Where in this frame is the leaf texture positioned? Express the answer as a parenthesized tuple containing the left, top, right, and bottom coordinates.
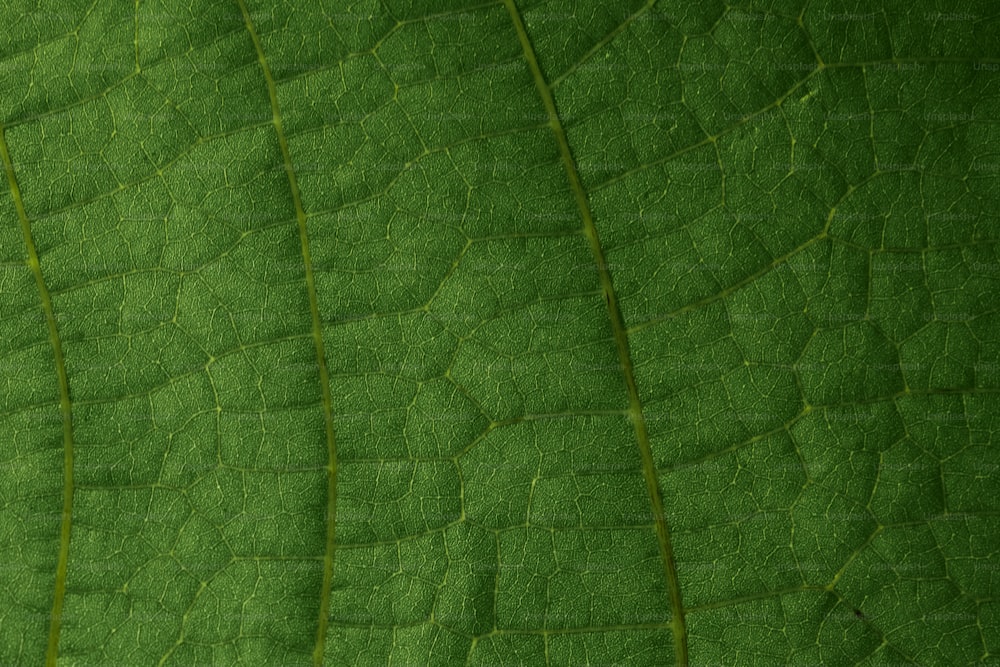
(0, 1, 998, 665)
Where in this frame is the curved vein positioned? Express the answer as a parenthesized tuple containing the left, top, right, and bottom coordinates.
(235, 3, 339, 665)
(0, 125, 75, 667)
(500, 1, 689, 664)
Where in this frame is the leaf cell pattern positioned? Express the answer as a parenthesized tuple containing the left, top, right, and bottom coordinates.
(0, 1, 998, 666)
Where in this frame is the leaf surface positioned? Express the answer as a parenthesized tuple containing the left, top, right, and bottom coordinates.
(0, 1, 998, 665)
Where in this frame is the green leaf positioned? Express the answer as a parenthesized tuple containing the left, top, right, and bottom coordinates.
(1, 1, 998, 665)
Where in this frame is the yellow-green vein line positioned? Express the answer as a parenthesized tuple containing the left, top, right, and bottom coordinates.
(0, 125, 75, 667)
(500, 2, 689, 664)
(235, 3, 339, 665)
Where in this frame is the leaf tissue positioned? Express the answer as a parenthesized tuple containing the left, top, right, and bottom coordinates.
(0, 1, 998, 665)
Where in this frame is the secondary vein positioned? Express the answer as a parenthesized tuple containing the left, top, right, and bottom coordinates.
(0, 125, 75, 667)
(500, 2, 690, 664)
(235, 3, 339, 665)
